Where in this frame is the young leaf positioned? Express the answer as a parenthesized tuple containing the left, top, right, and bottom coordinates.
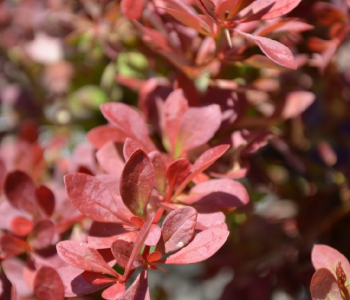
(100, 103, 154, 151)
(35, 185, 55, 217)
(163, 228, 229, 264)
(87, 125, 127, 149)
(187, 179, 249, 208)
(310, 268, 343, 300)
(4, 171, 37, 215)
(56, 241, 119, 278)
(161, 207, 197, 253)
(120, 149, 154, 220)
(235, 30, 297, 69)
(174, 145, 230, 196)
(64, 173, 122, 223)
(33, 266, 64, 300)
(176, 104, 222, 155)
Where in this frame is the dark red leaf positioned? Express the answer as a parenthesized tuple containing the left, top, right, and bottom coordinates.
(0, 158, 6, 190)
(121, 0, 144, 20)
(123, 216, 154, 279)
(166, 158, 191, 195)
(186, 179, 249, 208)
(64, 173, 122, 223)
(120, 149, 154, 220)
(87, 125, 128, 149)
(163, 228, 229, 264)
(56, 241, 120, 278)
(176, 104, 222, 155)
(123, 138, 144, 162)
(119, 268, 149, 300)
(111, 240, 143, 269)
(10, 217, 34, 237)
(101, 103, 155, 151)
(161, 207, 197, 253)
(0, 235, 29, 257)
(310, 268, 343, 300)
(148, 151, 166, 194)
(174, 145, 230, 196)
(251, 0, 302, 20)
(235, 30, 297, 69)
(35, 185, 55, 217)
(96, 142, 124, 177)
(33, 266, 64, 300)
(4, 171, 38, 215)
(29, 220, 55, 250)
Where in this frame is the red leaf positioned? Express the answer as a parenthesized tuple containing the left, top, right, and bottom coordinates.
(123, 138, 144, 162)
(176, 104, 222, 155)
(87, 125, 127, 149)
(119, 268, 149, 300)
(10, 217, 34, 237)
(56, 241, 120, 278)
(101, 103, 155, 151)
(0, 235, 29, 257)
(280, 91, 315, 119)
(57, 266, 111, 297)
(4, 171, 38, 215)
(81, 272, 115, 285)
(88, 222, 136, 249)
(120, 149, 154, 220)
(121, 0, 144, 20)
(251, 0, 302, 20)
(235, 30, 297, 69)
(0, 158, 6, 190)
(310, 268, 343, 300)
(174, 145, 230, 196)
(111, 240, 143, 269)
(163, 228, 229, 264)
(145, 224, 161, 246)
(35, 185, 55, 217)
(148, 151, 166, 194)
(312, 245, 350, 278)
(195, 207, 227, 231)
(29, 220, 55, 250)
(162, 89, 189, 153)
(33, 266, 64, 300)
(123, 216, 154, 279)
(147, 251, 162, 263)
(161, 207, 197, 253)
(186, 179, 249, 208)
(313, 2, 347, 26)
(166, 158, 191, 195)
(102, 282, 126, 300)
(96, 142, 124, 177)
(64, 173, 122, 223)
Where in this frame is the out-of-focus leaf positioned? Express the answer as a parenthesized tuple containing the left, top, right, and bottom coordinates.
(119, 268, 149, 300)
(87, 125, 128, 149)
(279, 91, 315, 119)
(35, 185, 55, 217)
(33, 266, 64, 300)
(29, 220, 55, 250)
(123, 138, 145, 162)
(96, 142, 124, 177)
(111, 240, 143, 269)
(121, 0, 145, 20)
(251, 0, 302, 20)
(310, 268, 343, 300)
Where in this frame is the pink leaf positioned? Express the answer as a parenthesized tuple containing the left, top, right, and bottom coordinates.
(166, 158, 191, 195)
(123, 216, 154, 279)
(88, 222, 136, 249)
(174, 145, 230, 196)
(176, 104, 222, 155)
(29, 220, 55, 250)
(102, 282, 126, 300)
(162, 89, 189, 152)
(145, 224, 162, 246)
(96, 142, 124, 177)
(120, 149, 154, 220)
(56, 241, 119, 278)
(312, 244, 350, 277)
(4, 171, 38, 215)
(251, 0, 302, 20)
(35, 185, 55, 217)
(101, 103, 154, 151)
(0, 235, 29, 257)
(87, 125, 128, 149)
(195, 207, 228, 231)
(64, 173, 122, 223)
(123, 138, 144, 162)
(111, 240, 143, 269)
(186, 179, 249, 208)
(163, 228, 229, 264)
(10, 217, 34, 237)
(121, 0, 144, 20)
(310, 268, 343, 300)
(162, 207, 197, 253)
(147, 251, 162, 263)
(33, 266, 64, 300)
(235, 30, 297, 69)
(148, 151, 166, 194)
(280, 91, 315, 119)
(119, 268, 149, 300)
